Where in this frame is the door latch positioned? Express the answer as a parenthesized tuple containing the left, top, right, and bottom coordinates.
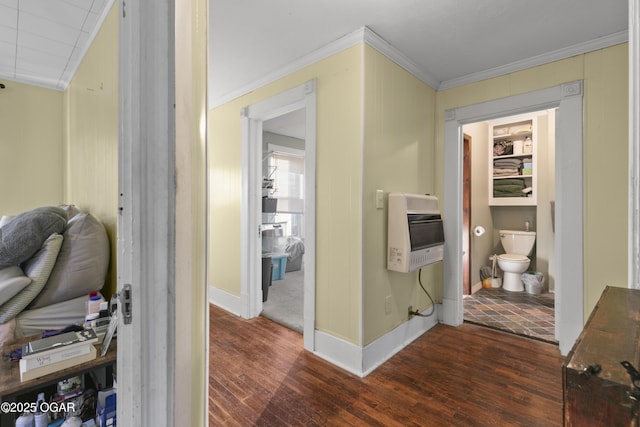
(120, 284, 133, 325)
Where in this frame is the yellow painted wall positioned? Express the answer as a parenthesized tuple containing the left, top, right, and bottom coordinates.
(64, 4, 119, 297)
(0, 81, 64, 214)
(362, 46, 437, 345)
(174, 0, 208, 423)
(210, 41, 628, 347)
(436, 43, 628, 316)
(209, 45, 364, 344)
(582, 45, 629, 311)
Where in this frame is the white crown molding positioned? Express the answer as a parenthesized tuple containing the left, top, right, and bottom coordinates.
(0, 73, 66, 92)
(210, 27, 367, 108)
(210, 26, 443, 108)
(439, 30, 629, 91)
(58, 0, 117, 90)
(211, 28, 628, 109)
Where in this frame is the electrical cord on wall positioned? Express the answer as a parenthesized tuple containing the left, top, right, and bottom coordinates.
(409, 268, 435, 317)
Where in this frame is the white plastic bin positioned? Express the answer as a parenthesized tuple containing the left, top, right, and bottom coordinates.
(522, 271, 544, 295)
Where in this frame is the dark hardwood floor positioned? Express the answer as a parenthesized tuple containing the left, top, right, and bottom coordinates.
(209, 304, 563, 426)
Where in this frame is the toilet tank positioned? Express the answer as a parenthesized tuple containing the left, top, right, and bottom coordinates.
(499, 230, 536, 255)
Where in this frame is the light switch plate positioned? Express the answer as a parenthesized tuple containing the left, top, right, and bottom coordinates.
(376, 189, 384, 209)
(385, 295, 392, 314)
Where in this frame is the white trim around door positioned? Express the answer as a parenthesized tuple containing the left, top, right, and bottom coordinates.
(240, 81, 317, 351)
(118, 0, 176, 424)
(443, 81, 584, 355)
(630, 0, 640, 290)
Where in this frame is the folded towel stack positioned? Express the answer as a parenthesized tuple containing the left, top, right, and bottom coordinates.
(493, 158, 522, 177)
(493, 178, 526, 198)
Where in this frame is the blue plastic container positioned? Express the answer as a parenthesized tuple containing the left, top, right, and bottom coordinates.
(271, 254, 288, 281)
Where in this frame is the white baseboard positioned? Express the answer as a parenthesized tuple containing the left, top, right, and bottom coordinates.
(210, 289, 440, 377)
(472, 282, 483, 294)
(313, 305, 439, 377)
(362, 305, 438, 375)
(313, 331, 364, 376)
(209, 286, 241, 316)
(441, 297, 463, 326)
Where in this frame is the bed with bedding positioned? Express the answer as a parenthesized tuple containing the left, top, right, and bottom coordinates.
(0, 205, 109, 347)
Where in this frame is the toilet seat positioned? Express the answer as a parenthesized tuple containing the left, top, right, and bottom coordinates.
(498, 253, 528, 262)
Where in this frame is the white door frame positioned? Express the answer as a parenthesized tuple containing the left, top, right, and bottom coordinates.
(630, 0, 640, 290)
(240, 81, 317, 351)
(118, 0, 175, 424)
(118, 0, 208, 425)
(443, 81, 584, 355)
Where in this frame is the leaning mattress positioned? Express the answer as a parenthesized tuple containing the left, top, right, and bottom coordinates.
(14, 294, 87, 338)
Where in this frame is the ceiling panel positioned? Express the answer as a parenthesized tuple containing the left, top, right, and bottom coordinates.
(19, 13, 80, 46)
(0, 0, 114, 90)
(20, 0, 88, 29)
(0, 24, 16, 44)
(61, 0, 93, 10)
(18, 31, 74, 59)
(0, 4, 17, 29)
(17, 45, 68, 71)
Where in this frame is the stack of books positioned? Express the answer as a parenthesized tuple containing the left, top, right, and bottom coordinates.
(20, 329, 98, 382)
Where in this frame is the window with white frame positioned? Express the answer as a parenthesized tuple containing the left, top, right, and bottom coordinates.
(268, 146, 304, 238)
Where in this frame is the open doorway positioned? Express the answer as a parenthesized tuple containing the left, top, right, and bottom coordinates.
(461, 110, 557, 343)
(442, 81, 584, 355)
(260, 110, 307, 333)
(240, 81, 317, 351)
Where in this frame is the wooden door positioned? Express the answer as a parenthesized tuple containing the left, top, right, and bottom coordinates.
(463, 134, 471, 295)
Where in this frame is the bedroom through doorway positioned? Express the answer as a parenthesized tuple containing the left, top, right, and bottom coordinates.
(260, 110, 307, 334)
(240, 81, 317, 351)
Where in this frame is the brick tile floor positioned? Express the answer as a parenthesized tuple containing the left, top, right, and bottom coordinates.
(463, 287, 556, 343)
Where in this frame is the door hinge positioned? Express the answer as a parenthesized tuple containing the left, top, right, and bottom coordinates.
(120, 284, 133, 324)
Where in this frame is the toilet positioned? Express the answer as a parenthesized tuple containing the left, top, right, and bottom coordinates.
(497, 230, 536, 292)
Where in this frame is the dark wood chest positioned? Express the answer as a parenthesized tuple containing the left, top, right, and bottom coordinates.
(563, 286, 640, 426)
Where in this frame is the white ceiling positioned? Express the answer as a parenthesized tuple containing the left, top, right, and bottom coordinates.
(0, 0, 628, 110)
(210, 0, 628, 109)
(0, 0, 113, 90)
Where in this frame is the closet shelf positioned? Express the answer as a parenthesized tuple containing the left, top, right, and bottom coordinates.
(493, 153, 532, 160)
(493, 174, 533, 180)
(489, 114, 538, 206)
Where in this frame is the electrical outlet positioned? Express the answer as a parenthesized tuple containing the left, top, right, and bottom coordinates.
(385, 295, 392, 314)
(408, 305, 414, 319)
